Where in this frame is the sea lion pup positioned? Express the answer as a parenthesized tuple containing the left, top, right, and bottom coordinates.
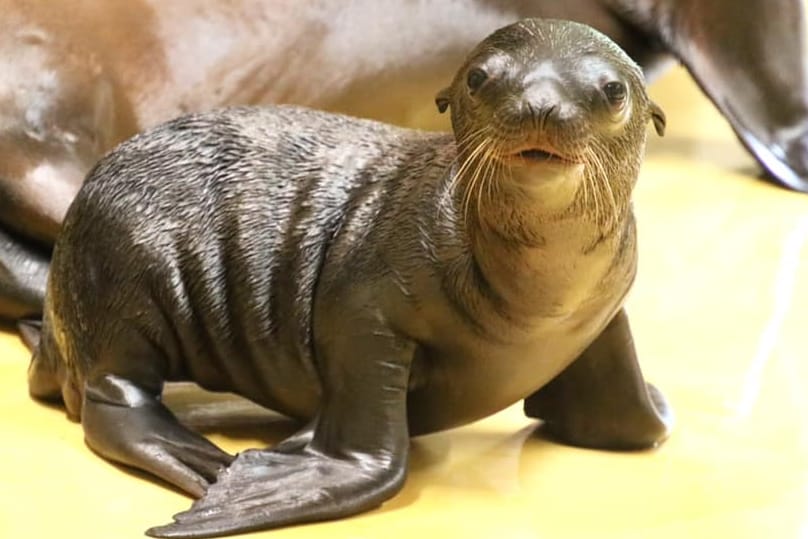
(29, 19, 670, 538)
(3, 0, 807, 336)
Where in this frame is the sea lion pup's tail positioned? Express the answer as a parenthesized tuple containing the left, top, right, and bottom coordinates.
(18, 319, 42, 351)
(28, 346, 59, 399)
(28, 316, 81, 420)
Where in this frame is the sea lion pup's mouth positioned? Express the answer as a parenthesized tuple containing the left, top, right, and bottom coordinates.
(504, 143, 583, 167)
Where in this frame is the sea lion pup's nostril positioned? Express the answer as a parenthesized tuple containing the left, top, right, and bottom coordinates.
(523, 100, 558, 131)
(540, 104, 557, 131)
(525, 101, 540, 129)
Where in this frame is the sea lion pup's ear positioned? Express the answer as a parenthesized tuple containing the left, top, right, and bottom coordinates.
(435, 87, 451, 113)
(650, 101, 666, 136)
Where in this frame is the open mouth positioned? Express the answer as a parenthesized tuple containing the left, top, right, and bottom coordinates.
(510, 147, 579, 165)
(517, 148, 561, 161)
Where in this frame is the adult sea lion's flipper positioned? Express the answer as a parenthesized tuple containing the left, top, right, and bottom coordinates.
(625, 0, 808, 191)
(524, 309, 673, 449)
(0, 228, 49, 323)
(147, 316, 414, 539)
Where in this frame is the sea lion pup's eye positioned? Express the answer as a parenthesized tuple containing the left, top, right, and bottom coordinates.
(602, 81, 627, 108)
(466, 67, 489, 94)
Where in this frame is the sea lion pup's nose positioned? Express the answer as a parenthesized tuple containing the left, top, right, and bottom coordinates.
(520, 76, 580, 131)
(524, 102, 557, 132)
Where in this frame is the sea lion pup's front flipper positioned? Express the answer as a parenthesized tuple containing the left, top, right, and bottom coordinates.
(147, 313, 414, 539)
(523, 309, 673, 449)
(625, 0, 808, 191)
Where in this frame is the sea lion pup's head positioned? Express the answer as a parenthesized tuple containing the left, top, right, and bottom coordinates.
(436, 18, 665, 229)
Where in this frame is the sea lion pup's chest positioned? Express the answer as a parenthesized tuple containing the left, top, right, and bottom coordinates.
(368, 204, 637, 434)
(305, 129, 638, 433)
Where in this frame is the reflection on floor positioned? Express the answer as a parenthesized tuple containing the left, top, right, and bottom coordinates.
(1, 67, 807, 539)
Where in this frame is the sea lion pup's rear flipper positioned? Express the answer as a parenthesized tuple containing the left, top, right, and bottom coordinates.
(523, 309, 673, 450)
(81, 373, 234, 498)
(76, 325, 232, 495)
(147, 315, 414, 539)
(627, 0, 808, 191)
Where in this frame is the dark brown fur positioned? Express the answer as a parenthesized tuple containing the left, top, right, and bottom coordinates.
(2, 0, 807, 332)
(31, 19, 670, 539)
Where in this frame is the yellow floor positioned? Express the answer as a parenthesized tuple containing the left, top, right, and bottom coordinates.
(2, 67, 808, 539)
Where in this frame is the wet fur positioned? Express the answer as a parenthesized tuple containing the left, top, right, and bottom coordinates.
(30, 19, 671, 539)
(2, 0, 806, 334)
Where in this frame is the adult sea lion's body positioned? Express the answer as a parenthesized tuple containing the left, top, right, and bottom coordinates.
(30, 19, 670, 538)
(2, 0, 807, 330)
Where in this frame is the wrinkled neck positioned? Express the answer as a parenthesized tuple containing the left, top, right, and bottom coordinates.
(458, 167, 635, 318)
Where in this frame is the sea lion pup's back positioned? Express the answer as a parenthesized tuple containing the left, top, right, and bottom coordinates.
(29, 104, 453, 419)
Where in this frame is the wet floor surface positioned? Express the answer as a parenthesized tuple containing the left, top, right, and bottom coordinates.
(1, 67, 807, 539)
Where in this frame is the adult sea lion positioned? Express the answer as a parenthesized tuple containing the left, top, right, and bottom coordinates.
(29, 18, 670, 538)
(2, 0, 806, 329)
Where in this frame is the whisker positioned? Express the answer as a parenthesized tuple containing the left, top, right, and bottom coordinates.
(592, 139, 620, 230)
(438, 126, 493, 219)
(486, 142, 504, 216)
(458, 138, 492, 224)
(465, 140, 494, 224)
(476, 144, 499, 222)
(584, 147, 601, 225)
